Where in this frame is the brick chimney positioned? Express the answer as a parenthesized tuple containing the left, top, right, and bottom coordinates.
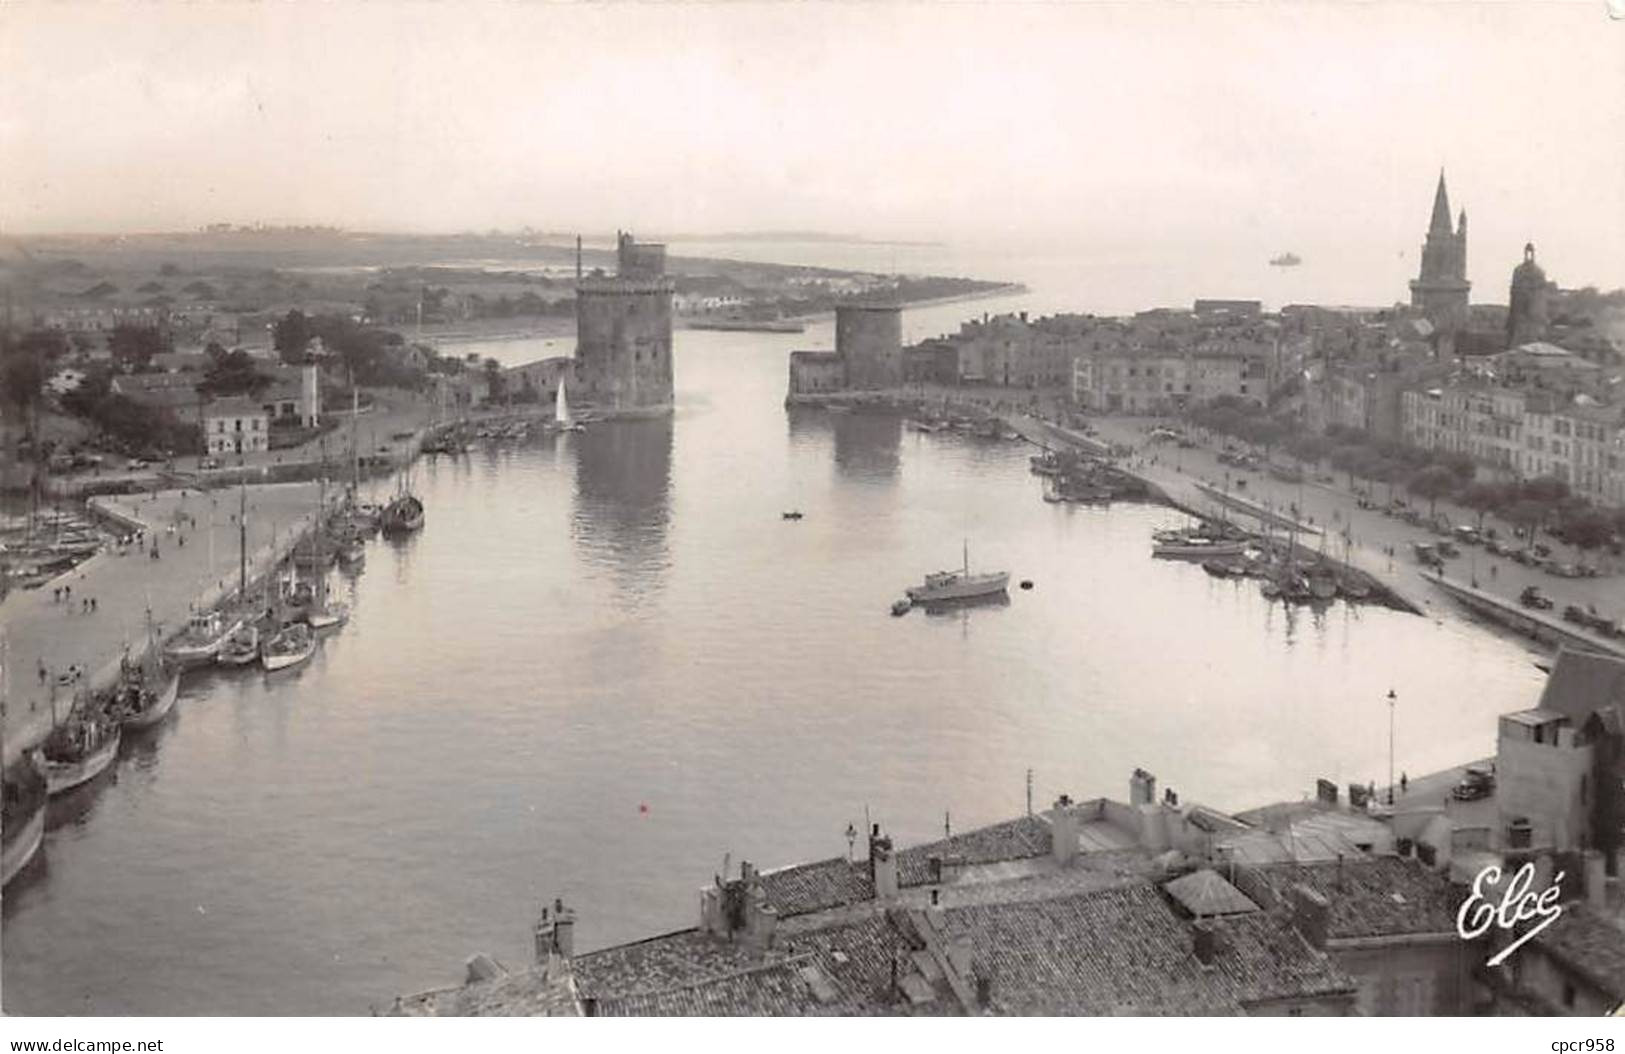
(1291, 885, 1331, 949)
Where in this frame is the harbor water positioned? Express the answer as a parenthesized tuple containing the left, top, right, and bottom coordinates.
(1, 269, 1547, 1015)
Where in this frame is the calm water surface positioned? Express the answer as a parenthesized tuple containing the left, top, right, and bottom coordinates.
(2, 288, 1546, 1015)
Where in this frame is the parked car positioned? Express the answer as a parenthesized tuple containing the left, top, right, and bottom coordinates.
(1454, 526, 1481, 546)
(1484, 539, 1508, 556)
(1451, 767, 1496, 802)
(1435, 541, 1461, 558)
(199, 457, 222, 470)
(1562, 605, 1589, 625)
(1519, 586, 1554, 610)
(126, 458, 150, 470)
(1547, 563, 1583, 579)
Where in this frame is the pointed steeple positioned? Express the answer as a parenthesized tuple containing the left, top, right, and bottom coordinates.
(1457, 209, 1467, 236)
(1429, 171, 1453, 234)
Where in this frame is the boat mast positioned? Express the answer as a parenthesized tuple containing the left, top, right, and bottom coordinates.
(238, 480, 248, 603)
(963, 539, 969, 576)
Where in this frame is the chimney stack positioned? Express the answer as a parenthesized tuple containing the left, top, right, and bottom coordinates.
(1192, 922, 1220, 965)
(1050, 797, 1080, 866)
(872, 833, 899, 900)
(551, 898, 576, 958)
(1130, 768, 1157, 807)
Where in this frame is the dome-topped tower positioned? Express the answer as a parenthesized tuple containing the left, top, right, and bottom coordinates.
(1506, 242, 1552, 347)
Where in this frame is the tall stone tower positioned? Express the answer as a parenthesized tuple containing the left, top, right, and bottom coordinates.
(836, 301, 903, 389)
(1408, 172, 1471, 331)
(574, 231, 675, 414)
(1506, 242, 1552, 348)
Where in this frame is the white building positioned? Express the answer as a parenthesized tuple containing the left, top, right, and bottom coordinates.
(204, 398, 270, 455)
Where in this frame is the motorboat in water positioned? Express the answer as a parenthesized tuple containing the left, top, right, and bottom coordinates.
(261, 621, 317, 673)
(217, 622, 261, 667)
(905, 543, 1010, 604)
(164, 609, 242, 667)
(381, 493, 425, 535)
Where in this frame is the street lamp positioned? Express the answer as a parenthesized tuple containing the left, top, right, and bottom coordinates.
(1387, 689, 1397, 805)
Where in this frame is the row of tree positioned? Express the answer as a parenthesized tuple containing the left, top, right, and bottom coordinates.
(1183, 396, 1625, 552)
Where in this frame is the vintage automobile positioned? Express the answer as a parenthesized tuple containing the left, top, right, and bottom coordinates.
(1519, 586, 1554, 610)
(1451, 767, 1496, 802)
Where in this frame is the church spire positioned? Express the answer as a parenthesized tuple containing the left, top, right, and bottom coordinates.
(1429, 170, 1453, 234)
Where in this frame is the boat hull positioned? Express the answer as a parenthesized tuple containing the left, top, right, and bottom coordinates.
(120, 672, 180, 731)
(1154, 541, 1250, 559)
(164, 619, 242, 667)
(906, 572, 1010, 604)
(2, 806, 44, 888)
(40, 728, 122, 797)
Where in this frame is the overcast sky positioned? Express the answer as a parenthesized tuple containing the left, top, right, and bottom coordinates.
(3, 3, 1622, 287)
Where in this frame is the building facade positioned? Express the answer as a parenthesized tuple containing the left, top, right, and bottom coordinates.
(574, 232, 675, 414)
(204, 398, 270, 455)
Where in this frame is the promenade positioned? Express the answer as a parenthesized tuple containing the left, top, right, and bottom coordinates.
(1081, 414, 1624, 650)
(0, 481, 327, 766)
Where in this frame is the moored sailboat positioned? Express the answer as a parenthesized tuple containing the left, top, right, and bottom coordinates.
(905, 542, 1010, 604)
(555, 379, 585, 434)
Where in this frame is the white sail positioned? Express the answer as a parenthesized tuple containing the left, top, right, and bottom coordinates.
(555, 379, 573, 426)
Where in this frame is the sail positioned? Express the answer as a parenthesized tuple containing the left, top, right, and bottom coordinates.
(555, 379, 572, 426)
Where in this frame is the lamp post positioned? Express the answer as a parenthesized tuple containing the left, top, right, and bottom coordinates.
(1387, 689, 1397, 805)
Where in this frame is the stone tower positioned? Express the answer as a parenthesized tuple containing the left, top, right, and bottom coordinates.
(835, 301, 903, 389)
(574, 231, 675, 414)
(1408, 172, 1471, 331)
(1506, 242, 1552, 348)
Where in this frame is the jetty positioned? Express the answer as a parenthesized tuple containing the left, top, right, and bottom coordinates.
(0, 481, 338, 767)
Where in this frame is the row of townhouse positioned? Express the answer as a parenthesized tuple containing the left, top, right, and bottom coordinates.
(1401, 382, 1625, 505)
(1070, 348, 1272, 413)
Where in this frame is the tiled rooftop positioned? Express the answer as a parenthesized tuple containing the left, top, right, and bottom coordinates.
(1262, 856, 1461, 940)
(896, 815, 1053, 887)
(943, 883, 1354, 1015)
(391, 968, 580, 1017)
(757, 856, 872, 918)
(1535, 902, 1625, 1002)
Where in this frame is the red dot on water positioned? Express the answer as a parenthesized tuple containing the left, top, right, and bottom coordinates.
(638, 803, 649, 814)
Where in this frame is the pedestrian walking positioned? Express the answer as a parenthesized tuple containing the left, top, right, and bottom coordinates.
(91, 597, 97, 612)
(1401, 772, 1408, 793)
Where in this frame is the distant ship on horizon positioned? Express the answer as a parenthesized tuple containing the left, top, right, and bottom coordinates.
(1269, 252, 1302, 267)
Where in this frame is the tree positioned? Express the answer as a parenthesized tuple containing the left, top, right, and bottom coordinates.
(1406, 464, 1459, 519)
(1563, 511, 1615, 552)
(198, 345, 274, 398)
(0, 333, 50, 434)
(1330, 444, 1367, 490)
(1459, 482, 1506, 530)
(1504, 500, 1547, 550)
(108, 323, 169, 372)
(273, 310, 314, 363)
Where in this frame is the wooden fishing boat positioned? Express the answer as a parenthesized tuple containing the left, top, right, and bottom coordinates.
(36, 713, 121, 796)
(261, 621, 317, 673)
(2, 754, 47, 888)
